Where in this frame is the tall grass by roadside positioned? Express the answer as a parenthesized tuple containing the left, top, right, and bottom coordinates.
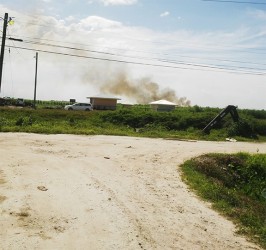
(0, 106, 266, 141)
(181, 153, 266, 249)
(0, 108, 135, 136)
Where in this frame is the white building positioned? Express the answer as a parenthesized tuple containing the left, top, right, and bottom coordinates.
(149, 99, 177, 112)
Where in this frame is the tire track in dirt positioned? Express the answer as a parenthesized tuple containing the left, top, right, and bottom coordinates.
(91, 176, 156, 250)
(0, 133, 265, 250)
(0, 170, 7, 203)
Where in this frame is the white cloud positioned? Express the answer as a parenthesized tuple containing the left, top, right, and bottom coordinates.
(160, 11, 170, 18)
(248, 9, 266, 20)
(100, 0, 138, 6)
(1, 7, 266, 109)
(74, 16, 122, 31)
(65, 15, 76, 23)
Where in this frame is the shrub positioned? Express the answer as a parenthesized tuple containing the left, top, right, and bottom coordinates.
(227, 119, 255, 138)
(15, 117, 24, 126)
(181, 153, 266, 248)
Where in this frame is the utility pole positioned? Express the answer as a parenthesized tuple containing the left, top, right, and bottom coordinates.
(33, 52, 38, 109)
(0, 13, 8, 92)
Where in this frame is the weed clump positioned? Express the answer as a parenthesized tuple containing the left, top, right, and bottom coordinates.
(181, 153, 266, 248)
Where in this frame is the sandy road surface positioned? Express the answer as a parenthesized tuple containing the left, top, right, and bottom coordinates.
(0, 133, 265, 250)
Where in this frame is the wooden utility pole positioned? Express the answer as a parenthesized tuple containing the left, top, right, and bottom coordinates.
(33, 52, 38, 109)
(0, 13, 8, 92)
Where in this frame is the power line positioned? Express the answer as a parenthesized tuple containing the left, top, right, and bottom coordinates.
(4, 34, 266, 69)
(12, 37, 266, 72)
(8, 23, 266, 54)
(158, 58, 266, 72)
(4, 34, 266, 73)
(3, 31, 266, 75)
(6, 14, 266, 67)
(3, 17, 266, 75)
(7, 15, 266, 54)
(6, 38, 28, 60)
(201, 0, 266, 4)
(3, 18, 265, 66)
(6, 44, 266, 76)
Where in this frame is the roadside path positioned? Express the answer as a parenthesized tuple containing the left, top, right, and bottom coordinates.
(0, 133, 265, 249)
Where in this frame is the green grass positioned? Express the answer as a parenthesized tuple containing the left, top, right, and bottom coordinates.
(0, 106, 266, 141)
(181, 153, 266, 249)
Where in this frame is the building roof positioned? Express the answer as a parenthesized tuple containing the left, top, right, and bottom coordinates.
(87, 95, 121, 100)
(149, 99, 177, 106)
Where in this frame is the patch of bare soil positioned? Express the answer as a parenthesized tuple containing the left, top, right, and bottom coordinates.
(0, 133, 265, 250)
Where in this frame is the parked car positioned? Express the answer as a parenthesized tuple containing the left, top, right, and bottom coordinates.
(64, 102, 93, 111)
(16, 98, 25, 107)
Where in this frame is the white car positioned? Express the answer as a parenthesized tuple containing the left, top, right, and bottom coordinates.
(64, 103, 93, 111)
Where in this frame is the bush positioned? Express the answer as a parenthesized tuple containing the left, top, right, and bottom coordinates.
(15, 117, 24, 126)
(181, 153, 266, 248)
(227, 119, 255, 138)
(0, 105, 266, 140)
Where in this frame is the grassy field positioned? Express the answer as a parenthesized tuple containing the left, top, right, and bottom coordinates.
(0, 105, 266, 141)
(181, 153, 266, 248)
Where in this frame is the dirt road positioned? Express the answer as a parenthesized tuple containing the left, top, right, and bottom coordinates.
(0, 133, 265, 250)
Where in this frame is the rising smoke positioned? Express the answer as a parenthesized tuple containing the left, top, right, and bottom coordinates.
(11, 11, 191, 105)
(98, 71, 191, 106)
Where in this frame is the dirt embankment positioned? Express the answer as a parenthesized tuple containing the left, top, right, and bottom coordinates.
(0, 133, 265, 250)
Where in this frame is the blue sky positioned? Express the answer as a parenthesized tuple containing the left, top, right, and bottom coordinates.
(1, 0, 266, 108)
(18, 1, 266, 29)
(4, 0, 266, 31)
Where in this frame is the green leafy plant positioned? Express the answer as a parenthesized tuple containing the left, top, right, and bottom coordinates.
(181, 153, 266, 248)
(15, 117, 24, 126)
(0, 105, 266, 141)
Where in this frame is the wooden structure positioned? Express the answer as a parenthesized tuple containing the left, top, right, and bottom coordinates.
(87, 96, 121, 110)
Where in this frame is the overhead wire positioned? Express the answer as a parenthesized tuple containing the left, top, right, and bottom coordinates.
(18, 35, 266, 66)
(6, 35, 266, 72)
(2, 5, 266, 77)
(6, 12, 266, 72)
(3, 35, 266, 75)
(7, 31, 14, 95)
(3, 23, 266, 74)
(6, 44, 266, 76)
(8, 14, 266, 54)
(6, 30, 28, 60)
(9, 20, 266, 55)
(201, 0, 266, 4)
(3, 34, 266, 70)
